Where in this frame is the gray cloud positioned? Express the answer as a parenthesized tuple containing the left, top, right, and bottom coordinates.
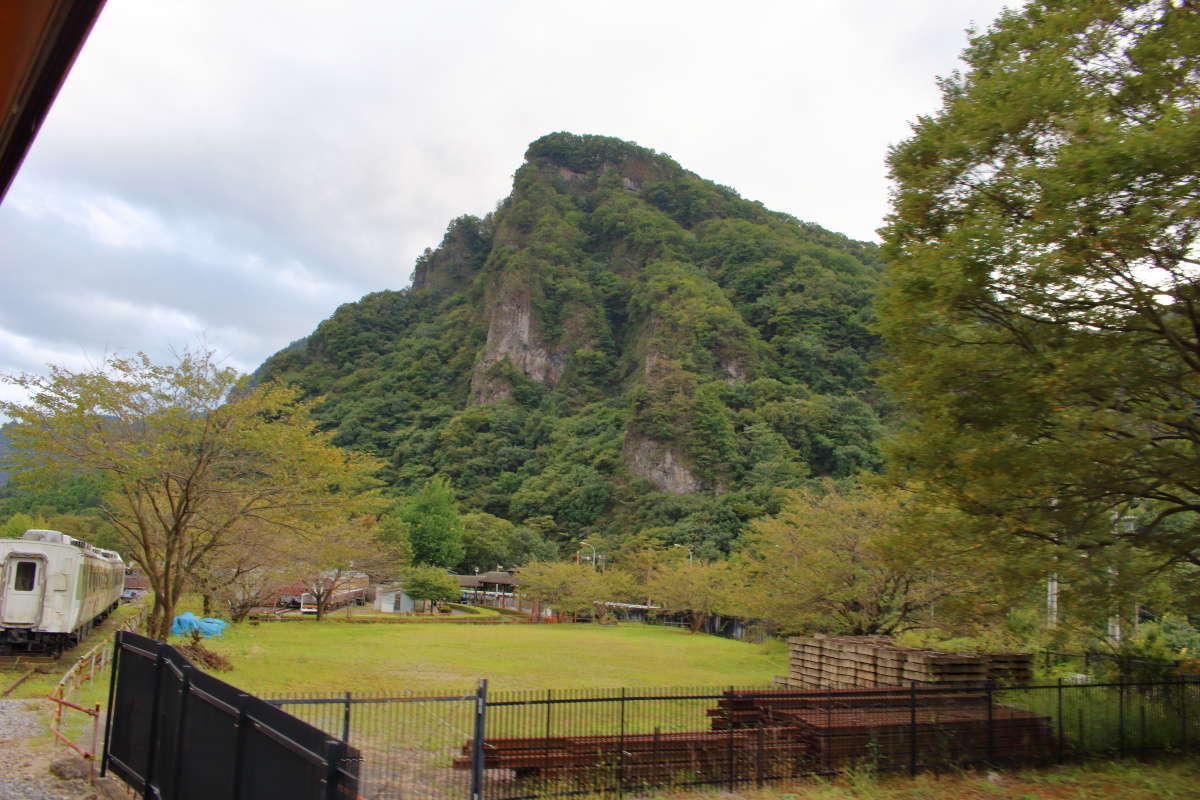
(0, 0, 1012, 397)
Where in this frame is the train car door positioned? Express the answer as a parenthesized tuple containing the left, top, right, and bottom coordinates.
(1, 554, 46, 626)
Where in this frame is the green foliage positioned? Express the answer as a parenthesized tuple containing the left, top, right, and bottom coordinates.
(0, 511, 38, 538)
(525, 132, 678, 175)
(1, 351, 383, 640)
(458, 511, 555, 573)
(881, 1, 1200, 564)
(391, 476, 466, 568)
(401, 565, 460, 605)
(735, 483, 979, 635)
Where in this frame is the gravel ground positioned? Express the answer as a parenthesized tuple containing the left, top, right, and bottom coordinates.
(0, 699, 103, 800)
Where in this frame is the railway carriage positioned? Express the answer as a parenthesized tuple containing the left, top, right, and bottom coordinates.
(0, 529, 124, 656)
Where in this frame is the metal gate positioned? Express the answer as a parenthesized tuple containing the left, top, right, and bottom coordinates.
(103, 630, 360, 800)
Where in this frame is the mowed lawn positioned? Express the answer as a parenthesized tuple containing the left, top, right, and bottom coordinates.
(191, 621, 786, 695)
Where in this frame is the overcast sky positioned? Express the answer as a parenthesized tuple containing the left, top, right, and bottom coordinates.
(0, 0, 1013, 404)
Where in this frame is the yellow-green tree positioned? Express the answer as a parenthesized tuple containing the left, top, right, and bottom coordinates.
(736, 484, 973, 635)
(647, 560, 735, 633)
(1, 352, 382, 639)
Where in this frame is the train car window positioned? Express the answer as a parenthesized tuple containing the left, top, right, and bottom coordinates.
(14, 560, 38, 591)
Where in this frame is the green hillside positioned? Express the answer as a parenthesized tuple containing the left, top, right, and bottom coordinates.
(257, 133, 885, 559)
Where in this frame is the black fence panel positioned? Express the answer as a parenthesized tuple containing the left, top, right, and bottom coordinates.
(102, 630, 359, 800)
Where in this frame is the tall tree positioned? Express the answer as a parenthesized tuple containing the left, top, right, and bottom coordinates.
(291, 516, 399, 620)
(389, 476, 465, 568)
(735, 484, 975, 635)
(401, 566, 460, 612)
(647, 560, 734, 633)
(0, 352, 382, 639)
(879, 0, 1200, 566)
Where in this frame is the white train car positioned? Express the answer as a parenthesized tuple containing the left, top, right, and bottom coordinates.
(0, 529, 125, 656)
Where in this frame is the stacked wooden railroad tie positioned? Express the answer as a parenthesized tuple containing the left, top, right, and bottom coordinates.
(708, 688, 989, 731)
(786, 636, 1034, 689)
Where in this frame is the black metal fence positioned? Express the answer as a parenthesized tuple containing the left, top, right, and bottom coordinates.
(263, 678, 1198, 800)
(1038, 650, 1186, 682)
(102, 631, 360, 800)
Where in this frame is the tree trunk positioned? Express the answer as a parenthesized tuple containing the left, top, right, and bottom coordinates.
(202, 592, 212, 617)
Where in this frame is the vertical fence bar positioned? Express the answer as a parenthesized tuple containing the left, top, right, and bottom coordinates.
(170, 665, 193, 800)
(89, 703, 100, 783)
(231, 693, 250, 800)
(726, 713, 735, 791)
(543, 689, 552, 786)
(755, 726, 765, 787)
(1176, 681, 1185, 748)
(341, 691, 352, 743)
(471, 679, 488, 800)
(1056, 679, 1064, 763)
(100, 632, 122, 778)
(323, 737, 346, 800)
(1118, 682, 1126, 758)
(618, 687, 625, 796)
(909, 682, 917, 777)
(986, 680, 994, 763)
(141, 647, 166, 800)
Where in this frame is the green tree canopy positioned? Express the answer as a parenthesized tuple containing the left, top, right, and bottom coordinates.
(735, 484, 976, 635)
(401, 565, 460, 609)
(879, 0, 1200, 567)
(390, 476, 466, 568)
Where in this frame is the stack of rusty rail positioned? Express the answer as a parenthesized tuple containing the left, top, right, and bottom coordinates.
(788, 636, 1033, 689)
(708, 687, 1053, 770)
(777, 706, 1054, 770)
(452, 728, 808, 783)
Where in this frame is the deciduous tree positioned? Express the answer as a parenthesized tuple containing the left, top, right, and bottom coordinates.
(735, 484, 973, 635)
(0, 352, 382, 639)
(401, 566, 459, 612)
(647, 560, 734, 633)
(389, 476, 465, 568)
(879, 0, 1200, 566)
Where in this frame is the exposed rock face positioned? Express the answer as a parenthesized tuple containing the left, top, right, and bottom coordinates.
(470, 288, 566, 405)
(623, 433, 704, 494)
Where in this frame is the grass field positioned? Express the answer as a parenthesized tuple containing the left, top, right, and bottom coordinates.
(649, 758, 1200, 799)
(190, 620, 787, 695)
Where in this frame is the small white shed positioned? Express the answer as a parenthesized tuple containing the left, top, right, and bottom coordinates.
(374, 585, 416, 614)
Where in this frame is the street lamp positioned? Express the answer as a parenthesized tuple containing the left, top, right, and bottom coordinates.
(672, 544, 693, 563)
(579, 542, 598, 571)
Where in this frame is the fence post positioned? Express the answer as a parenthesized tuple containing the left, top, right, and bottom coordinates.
(1181, 679, 1189, 749)
(726, 713, 735, 791)
(141, 646, 166, 800)
(909, 682, 917, 777)
(231, 692, 250, 800)
(755, 726, 765, 787)
(323, 737, 348, 800)
(171, 665, 194, 800)
(1118, 681, 1126, 758)
(470, 678, 488, 800)
(618, 687, 626, 796)
(1056, 678, 1064, 763)
(342, 691, 352, 743)
(100, 632, 123, 778)
(543, 689, 552, 781)
(89, 703, 100, 783)
(986, 680, 994, 763)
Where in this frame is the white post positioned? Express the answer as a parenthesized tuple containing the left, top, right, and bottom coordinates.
(1046, 575, 1059, 626)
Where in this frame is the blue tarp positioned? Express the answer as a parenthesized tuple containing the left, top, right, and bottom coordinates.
(171, 612, 228, 638)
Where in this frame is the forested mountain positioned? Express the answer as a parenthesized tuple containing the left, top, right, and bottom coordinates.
(257, 133, 886, 559)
